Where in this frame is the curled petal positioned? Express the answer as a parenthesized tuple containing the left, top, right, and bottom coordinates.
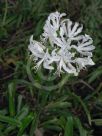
(43, 61, 54, 70)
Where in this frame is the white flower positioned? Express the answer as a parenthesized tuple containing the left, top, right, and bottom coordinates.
(36, 49, 54, 70)
(72, 34, 95, 57)
(61, 19, 83, 40)
(75, 57, 95, 72)
(28, 35, 45, 59)
(28, 35, 54, 70)
(50, 48, 77, 75)
(28, 12, 95, 76)
(42, 11, 66, 46)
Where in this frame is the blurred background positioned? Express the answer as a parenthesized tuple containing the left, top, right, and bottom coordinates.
(0, 0, 102, 136)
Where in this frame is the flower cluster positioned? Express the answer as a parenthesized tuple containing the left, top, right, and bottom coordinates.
(28, 12, 95, 76)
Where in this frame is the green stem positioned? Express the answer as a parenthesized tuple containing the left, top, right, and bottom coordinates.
(2, 0, 8, 26)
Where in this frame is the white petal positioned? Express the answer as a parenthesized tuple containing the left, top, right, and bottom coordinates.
(73, 25, 83, 36)
(81, 45, 95, 51)
(70, 22, 79, 36)
(67, 19, 72, 36)
(43, 61, 54, 70)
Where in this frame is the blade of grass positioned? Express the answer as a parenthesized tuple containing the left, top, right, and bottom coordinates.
(17, 95, 23, 114)
(74, 117, 87, 136)
(2, 0, 8, 26)
(92, 119, 102, 126)
(30, 112, 39, 136)
(17, 113, 34, 136)
(8, 82, 16, 117)
(16, 106, 29, 121)
(0, 114, 21, 127)
(64, 116, 73, 136)
(68, 92, 91, 125)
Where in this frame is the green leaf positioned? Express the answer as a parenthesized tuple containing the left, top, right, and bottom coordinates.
(0, 114, 21, 127)
(16, 106, 29, 121)
(41, 118, 58, 128)
(92, 119, 102, 126)
(0, 129, 4, 136)
(17, 95, 23, 114)
(69, 92, 91, 125)
(45, 101, 72, 109)
(57, 116, 66, 129)
(8, 82, 16, 117)
(17, 113, 34, 136)
(3, 126, 16, 135)
(74, 117, 87, 136)
(88, 66, 102, 83)
(42, 124, 61, 131)
(64, 116, 73, 136)
(30, 112, 39, 136)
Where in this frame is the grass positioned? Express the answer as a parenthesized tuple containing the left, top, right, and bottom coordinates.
(0, 0, 102, 136)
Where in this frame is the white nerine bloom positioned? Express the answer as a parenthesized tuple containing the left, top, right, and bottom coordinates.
(72, 34, 95, 57)
(28, 11, 95, 76)
(42, 12, 66, 47)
